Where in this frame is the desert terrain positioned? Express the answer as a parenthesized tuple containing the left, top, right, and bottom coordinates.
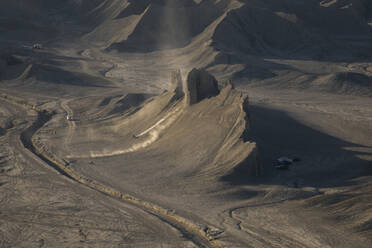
(0, 0, 372, 247)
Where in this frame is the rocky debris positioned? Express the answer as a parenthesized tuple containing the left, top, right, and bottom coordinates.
(184, 68, 220, 105)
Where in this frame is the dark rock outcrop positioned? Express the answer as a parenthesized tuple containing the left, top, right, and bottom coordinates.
(184, 68, 220, 105)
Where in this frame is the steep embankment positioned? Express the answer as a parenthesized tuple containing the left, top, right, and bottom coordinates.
(32, 69, 260, 214)
(62, 69, 259, 177)
(0, 94, 228, 248)
(1, 69, 261, 247)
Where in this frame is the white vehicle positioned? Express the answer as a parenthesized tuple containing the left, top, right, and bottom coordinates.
(66, 115, 73, 121)
(22, 45, 33, 50)
(32, 43, 43, 49)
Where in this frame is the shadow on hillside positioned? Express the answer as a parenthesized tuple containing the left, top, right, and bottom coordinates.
(222, 105, 372, 188)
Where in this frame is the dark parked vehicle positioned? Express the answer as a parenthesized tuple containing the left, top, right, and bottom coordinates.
(274, 156, 301, 170)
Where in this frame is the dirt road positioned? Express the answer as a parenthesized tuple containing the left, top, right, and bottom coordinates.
(0, 99, 199, 248)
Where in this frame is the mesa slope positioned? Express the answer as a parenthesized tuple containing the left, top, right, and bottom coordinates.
(0, 0, 372, 247)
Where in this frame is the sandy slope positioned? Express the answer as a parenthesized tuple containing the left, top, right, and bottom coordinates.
(0, 99, 196, 248)
(0, 0, 372, 247)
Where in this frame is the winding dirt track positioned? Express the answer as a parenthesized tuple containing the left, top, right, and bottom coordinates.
(0, 99, 203, 247)
(0, 95, 226, 248)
